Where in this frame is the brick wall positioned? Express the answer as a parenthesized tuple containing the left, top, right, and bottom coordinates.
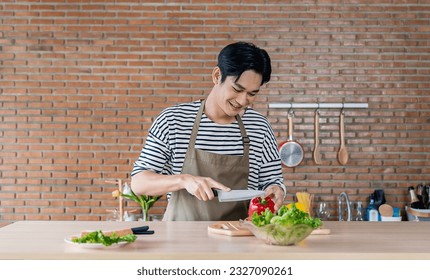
(1, 0, 429, 221)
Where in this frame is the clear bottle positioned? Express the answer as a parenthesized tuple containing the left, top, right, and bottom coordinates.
(368, 207, 378, 222)
(354, 201, 364, 221)
(366, 194, 378, 222)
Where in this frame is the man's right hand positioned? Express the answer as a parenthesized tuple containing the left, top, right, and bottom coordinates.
(182, 174, 231, 201)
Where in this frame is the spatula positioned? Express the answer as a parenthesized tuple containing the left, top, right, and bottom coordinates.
(313, 110, 322, 164)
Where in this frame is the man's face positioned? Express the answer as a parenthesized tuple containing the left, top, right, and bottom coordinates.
(215, 69, 263, 117)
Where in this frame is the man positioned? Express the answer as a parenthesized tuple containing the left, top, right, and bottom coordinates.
(131, 41, 285, 221)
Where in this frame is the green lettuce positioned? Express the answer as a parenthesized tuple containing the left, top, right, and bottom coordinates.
(72, 230, 137, 247)
(251, 203, 322, 229)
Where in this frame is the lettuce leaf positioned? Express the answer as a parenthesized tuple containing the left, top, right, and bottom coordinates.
(251, 203, 322, 229)
(71, 230, 137, 247)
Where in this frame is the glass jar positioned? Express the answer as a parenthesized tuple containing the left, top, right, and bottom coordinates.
(354, 201, 364, 221)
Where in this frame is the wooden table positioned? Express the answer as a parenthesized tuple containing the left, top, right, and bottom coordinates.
(0, 221, 429, 260)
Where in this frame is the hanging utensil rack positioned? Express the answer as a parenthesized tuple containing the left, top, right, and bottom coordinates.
(268, 103, 368, 109)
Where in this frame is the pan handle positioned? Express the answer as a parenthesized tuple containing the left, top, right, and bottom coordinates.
(288, 113, 293, 141)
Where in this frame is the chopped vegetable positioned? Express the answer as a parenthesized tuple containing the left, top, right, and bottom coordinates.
(246, 203, 322, 245)
(248, 196, 275, 218)
(71, 230, 137, 247)
(251, 202, 322, 229)
(285, 202, 306, 212)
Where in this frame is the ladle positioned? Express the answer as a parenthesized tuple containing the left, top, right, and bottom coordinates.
(337, 109, 349, 165)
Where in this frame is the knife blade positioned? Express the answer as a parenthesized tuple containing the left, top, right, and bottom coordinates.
(216, 189, 265, 202)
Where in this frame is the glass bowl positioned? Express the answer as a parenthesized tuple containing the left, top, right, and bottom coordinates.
(240, 219, 314, 246)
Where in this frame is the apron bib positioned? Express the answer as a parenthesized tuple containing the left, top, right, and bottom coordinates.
(163, 100, 250, 221)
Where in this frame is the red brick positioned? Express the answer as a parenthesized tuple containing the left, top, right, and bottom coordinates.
(1, 1, 429, 222)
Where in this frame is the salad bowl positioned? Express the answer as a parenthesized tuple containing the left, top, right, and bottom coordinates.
(240, 219, 314, 246)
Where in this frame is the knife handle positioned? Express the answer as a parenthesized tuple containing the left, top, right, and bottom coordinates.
(189, 189, 218, 197)
(131, 225, 150, 234)
(136, 230, 154, 235)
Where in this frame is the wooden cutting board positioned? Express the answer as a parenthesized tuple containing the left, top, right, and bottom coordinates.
(207, 221, 331, 236)
(207, 221, 252, 236)
(311, 227, 331, 235)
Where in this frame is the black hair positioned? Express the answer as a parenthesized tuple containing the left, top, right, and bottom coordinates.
(216, 41, 271, 86)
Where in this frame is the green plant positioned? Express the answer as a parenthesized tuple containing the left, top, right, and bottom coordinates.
(112, 183, 161, 220)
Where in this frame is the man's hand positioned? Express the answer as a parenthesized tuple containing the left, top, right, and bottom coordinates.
(264, 185, 285, 212)
(183, 175, 231, 201)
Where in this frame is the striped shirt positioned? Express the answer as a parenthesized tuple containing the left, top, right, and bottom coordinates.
(132, 100, 285, 193)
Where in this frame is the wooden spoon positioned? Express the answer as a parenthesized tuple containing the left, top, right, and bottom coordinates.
(313, 110, 322, 164)
(337, 109, 349, 165)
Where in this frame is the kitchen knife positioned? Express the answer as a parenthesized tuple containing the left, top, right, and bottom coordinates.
(216, 189, 265, 202)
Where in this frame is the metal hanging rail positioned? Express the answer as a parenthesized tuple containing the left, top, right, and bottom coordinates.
(268, 103, 368, 109)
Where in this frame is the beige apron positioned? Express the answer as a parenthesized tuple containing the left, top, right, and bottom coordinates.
(163, 100, 250, 221)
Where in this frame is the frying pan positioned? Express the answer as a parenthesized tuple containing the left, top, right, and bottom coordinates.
(278, 112, 304, 167)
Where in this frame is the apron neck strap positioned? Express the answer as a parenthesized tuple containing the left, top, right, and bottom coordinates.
(235, 114, 250, 155)
(189, 100, 250, 155)
(188, 100, 205, 148)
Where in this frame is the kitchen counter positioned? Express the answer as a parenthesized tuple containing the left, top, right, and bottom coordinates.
(0, 221, 429, 260)
(0, 222, 11, 228)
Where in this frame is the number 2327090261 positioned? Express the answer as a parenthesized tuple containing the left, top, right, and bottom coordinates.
(229, 266, 292, 276)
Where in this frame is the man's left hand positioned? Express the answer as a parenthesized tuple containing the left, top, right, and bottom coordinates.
(264, 185, 285, 212)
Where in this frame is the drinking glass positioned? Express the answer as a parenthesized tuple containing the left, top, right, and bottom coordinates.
(106, 209, 119, 221)
(354, 201, 364, 221)
(316, 202, 331, 220)
(150, 214, 164, 221)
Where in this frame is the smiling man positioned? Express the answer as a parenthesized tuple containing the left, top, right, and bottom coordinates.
(131, 42, 286, 221)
